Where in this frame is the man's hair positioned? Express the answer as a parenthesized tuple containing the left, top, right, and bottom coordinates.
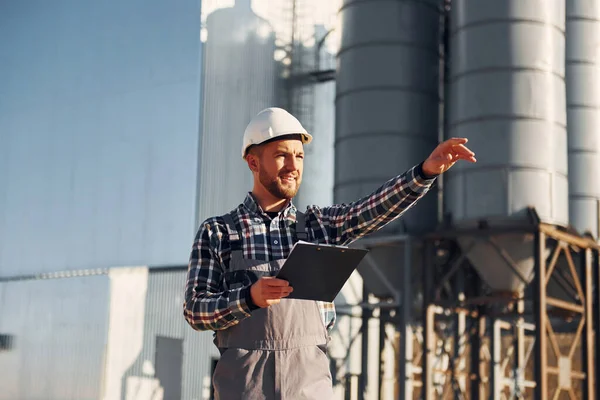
(245, 134, 304, 159)
(246, 144, 264, 159)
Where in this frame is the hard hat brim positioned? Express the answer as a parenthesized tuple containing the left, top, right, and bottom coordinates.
(242, 132, 312, 159)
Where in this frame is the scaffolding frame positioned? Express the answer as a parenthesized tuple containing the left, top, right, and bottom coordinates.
(344, 215, 600, 400)
(421, 221, 600, 400)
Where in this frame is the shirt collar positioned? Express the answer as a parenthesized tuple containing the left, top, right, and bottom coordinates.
(243, 192, 296, 219)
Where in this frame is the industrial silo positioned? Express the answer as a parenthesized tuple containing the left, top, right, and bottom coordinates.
(566, 0, 600, 239)
(336, 0, 442, 297)
(446, 0, 568, 293)
(197, 0, 279, 223)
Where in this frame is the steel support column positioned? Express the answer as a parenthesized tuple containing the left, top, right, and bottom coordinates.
(378, 309, 386, 400)
(533, 231, 548, 400)
(398, 238, 413, 399)
(359, 285, 370, 400)
(595, 247, 600, 400)
(423, 241, 435, 400)
(582, 248, 595, 400)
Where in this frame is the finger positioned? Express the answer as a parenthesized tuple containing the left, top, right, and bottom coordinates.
(265, 287, 294, 298)
(455, 153, 477, 162)
(445, 137, 468, 145)
(264, 278, 290, 287)
(451, 144, 475, 156)
(266, 299, 281, 306)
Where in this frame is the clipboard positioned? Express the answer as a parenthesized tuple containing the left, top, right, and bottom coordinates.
(276, 241, 369, 302)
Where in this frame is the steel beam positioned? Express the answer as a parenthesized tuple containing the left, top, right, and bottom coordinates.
(422, 241, 435, 400)
(534, 231, 548, 400)
(582, 248, 594, 400)
(398, 238, 413, 399)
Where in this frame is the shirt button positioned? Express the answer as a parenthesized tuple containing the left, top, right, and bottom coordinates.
(274, 240, 279, 245)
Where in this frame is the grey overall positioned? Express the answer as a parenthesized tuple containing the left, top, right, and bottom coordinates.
(212, 213, 334, 400)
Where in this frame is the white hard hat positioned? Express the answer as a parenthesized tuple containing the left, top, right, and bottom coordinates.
(242, 107, 312, 159)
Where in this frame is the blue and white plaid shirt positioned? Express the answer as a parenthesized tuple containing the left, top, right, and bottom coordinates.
(184, 163, 436, 332)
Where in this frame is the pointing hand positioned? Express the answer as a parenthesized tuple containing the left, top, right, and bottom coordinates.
(422, 137, 476, 177)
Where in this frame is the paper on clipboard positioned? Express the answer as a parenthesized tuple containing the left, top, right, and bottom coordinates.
(276, 241, 369, 302)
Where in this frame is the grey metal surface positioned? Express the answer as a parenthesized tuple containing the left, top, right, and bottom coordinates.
(0, 275, 110, 400)
(121, 269, 219, 400)
(446, 0, 568, 292)
(0, 0, 202, 276)
(196, 0, 280, 224)
(0, 268, 219, 400)
(294, 24, 336, 210)
(566, 0, 600, 238)
(336, 0, 442, 296)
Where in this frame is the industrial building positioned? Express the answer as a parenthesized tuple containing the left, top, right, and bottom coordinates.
(1, 1, 599, 400)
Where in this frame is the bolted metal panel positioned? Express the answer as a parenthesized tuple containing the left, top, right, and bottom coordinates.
(336, 0, 442, 297)
(0, 276, 110, 400)
(446, 0, 568, 292)
(566, 0, 600, 238)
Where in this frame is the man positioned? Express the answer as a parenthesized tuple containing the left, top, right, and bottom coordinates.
(184, 107, 476, 399)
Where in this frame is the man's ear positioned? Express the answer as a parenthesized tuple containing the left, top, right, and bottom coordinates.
(247, 155, 259, 173)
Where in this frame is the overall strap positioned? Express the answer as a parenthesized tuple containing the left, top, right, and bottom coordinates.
(222, 213, 241, 250)
(296, 211, 308, 241)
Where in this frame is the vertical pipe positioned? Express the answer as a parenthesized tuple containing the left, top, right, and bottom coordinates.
(359, 285, 370, 400)
(398, 238, 413, 399)
(533, 231, 548, 400)
(378, 310, 386, 400)
(422, 240, 434, 400)
(491, 320, 502, 400)
(515, 300, 525, 398)
(454, 269, 466, 393)
(597, 200, 600, 239)
(345, 374, 353, 400)
(469, 308, 482, 400)
(582, 248, 594, 400)
(478, 317, 487, 400)
(438, 0, 451, 224)
(594, 248, 600, 399)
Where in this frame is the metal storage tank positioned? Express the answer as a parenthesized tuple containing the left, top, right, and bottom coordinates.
(566, 0, 600, 239)
(336, 0, 442, 297)
(197, 0, 279, 223)
(446, 0, 568, 292)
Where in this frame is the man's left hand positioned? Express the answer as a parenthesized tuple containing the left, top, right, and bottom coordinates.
(422, 137, 476, 177)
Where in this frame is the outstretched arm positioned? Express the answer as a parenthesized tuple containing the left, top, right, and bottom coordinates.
(321, 138, 476, 245)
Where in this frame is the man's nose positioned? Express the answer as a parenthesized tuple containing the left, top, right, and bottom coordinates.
(286, 155, 300, 170)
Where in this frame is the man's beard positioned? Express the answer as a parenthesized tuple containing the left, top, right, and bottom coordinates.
(259, 168, 300, 200)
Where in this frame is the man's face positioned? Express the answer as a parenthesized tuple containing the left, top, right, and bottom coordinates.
(253, 138, 304, 200)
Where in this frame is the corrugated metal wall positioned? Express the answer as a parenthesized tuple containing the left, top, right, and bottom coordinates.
(0, 268, 218, 400)
(0, 0, 202, 276)
(0, 275, 110, 400)
(121, 269, 218, 400)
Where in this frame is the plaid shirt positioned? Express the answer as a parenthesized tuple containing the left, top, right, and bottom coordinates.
(184, 163, 436, 332)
